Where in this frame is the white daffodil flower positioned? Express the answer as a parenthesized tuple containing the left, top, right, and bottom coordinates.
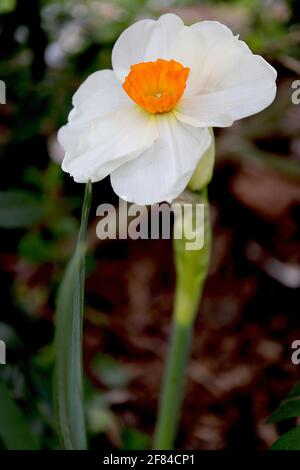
(58, 13, 277, 205)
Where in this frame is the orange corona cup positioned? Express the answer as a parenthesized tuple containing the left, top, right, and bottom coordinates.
(122, 59, 190, 114)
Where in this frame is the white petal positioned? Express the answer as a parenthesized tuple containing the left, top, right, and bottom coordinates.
(71, 69, 132, 122)
(168, 26, 206, 96)
(112, 13, 184, 82)
(189, 21, 251, 93)
(165, 21, 237, 97)
(60, 107, 158, 183)
(175, 58, 276, 127)
(58, 69, 134, 156)
(174, 21, 277, 127)
(110, 115, 211, 205)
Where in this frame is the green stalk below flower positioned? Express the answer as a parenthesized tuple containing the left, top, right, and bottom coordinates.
(153, 189, 211, 450)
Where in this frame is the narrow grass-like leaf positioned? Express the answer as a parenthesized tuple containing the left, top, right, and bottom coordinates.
(271, 426, 300, 450)
(54, 181, 92, 450)
(0, 376, 40, 449)
(0, 190, 43, 228)
(267, 382, 300, 423)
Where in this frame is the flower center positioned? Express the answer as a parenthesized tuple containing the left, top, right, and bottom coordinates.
(122, 59, 190, 114)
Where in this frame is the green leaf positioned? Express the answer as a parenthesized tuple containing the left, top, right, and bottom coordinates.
(0, 0, 16, 14)
(271, 427, 300, 450)
(0, 322, 22, 349)
(86, 395, 116, 435)
(267, 382, 300, 422)
(91, 355, 130, 388)
(122, 427, 150, 450)
(0, 376, 39, 450)
(19, 231, 54, 263)
(53, 181, 92, 450)
(0, 190, 43, 228)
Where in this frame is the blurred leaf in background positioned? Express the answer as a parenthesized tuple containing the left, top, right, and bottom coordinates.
(0, 190, 43, 228)
(0, 375, 40, 450)
(0, 0, 16, 15)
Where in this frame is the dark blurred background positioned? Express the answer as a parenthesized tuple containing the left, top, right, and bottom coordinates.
(0, 0, 300, 450)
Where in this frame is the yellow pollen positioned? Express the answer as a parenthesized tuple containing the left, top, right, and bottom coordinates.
(122, 59, 190, 114)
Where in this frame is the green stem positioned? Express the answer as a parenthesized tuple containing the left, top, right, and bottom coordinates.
(153, 320, 194, 450)
(153, 189, 211, 450)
